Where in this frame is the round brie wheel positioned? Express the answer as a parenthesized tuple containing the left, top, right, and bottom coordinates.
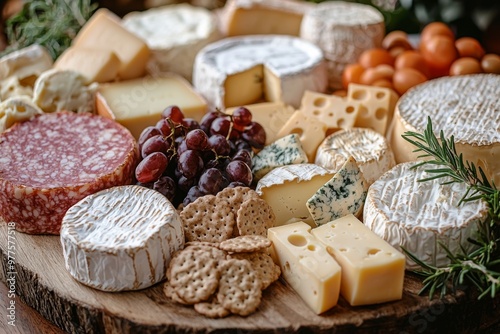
(364, 162, 489, 270)
(315, 127, 396, 185)
(61, 185, 185, 292)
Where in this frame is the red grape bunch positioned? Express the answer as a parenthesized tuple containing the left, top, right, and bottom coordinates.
(135, 105, 266, 207)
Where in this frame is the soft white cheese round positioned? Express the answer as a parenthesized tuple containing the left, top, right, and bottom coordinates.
(364, 162, 489, 270)
(61, 185, 184, 291)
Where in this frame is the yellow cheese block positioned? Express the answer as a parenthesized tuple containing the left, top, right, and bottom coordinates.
(225, 102, 295, 145)
(224, 64, 264, 107)
(268, 221, 341, 314)
(73, 8, 150, 80)
(55, 47, 121, 84)
(96, 74, 207, 139)
(311, 214, 405, 306)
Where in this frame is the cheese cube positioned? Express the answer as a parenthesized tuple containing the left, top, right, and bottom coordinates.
(276, 110, 327, 162)
(55, 47, 121, 84)
(348, 83, 399, 135)
(73, 8, 149, 80)
(311, 214, 405, 306)
(268, 221, 341, 314)
(225, 102, 295, 144)
(96, 74, 207, 139)
(224, 64, 264, 107)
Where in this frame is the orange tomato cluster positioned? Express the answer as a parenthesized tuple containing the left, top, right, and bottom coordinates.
(342, 22, 500, 96)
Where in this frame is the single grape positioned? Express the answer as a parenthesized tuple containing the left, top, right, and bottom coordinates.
(177, 175, 197, 193)
(176, 138, 188, 157)
(138, 126, 162, 152)
(162, 105, 184, 123)
(233, 139, 252, 153)
(225, 160, 252, 186)
(135, 152, 169, 183)
(210, 117, 240, 139)
(186, 129, 209, 151)
(178, 150, 204, 179)
(183, 186, 206, 207)
(198, 168, 225, 195)
(141, 135, 170, 158)
(232, 107, 252, 127)
(200, 111, 220, 134)
(232, 149, 253, 169)
(205, 158, 225, 170)
(156, 118, 173, 137)
(153, 176, 176, 202)
(208, 134, 231, 156)
(242, 122, 266, 149)
(182, 118, 200, 132)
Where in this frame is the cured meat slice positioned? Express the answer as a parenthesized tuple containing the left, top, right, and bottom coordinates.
(0, 111, 139, 234)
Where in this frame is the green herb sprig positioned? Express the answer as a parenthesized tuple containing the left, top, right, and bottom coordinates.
(1, 0, 97, 60)
(401, 117, 500, 299)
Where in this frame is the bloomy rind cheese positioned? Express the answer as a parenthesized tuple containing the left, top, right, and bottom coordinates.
(0, 44, 53, 85)
(363, 161, 489, 270)
(61, 185, 185, 291)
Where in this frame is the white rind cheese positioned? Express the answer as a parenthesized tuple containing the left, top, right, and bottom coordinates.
(315, 128, 396, 185)
(389, 74, 500, 185)
(363, 162, 489, 270)
(300, 1, 384, 89)
(61, 185, 185, 292)
(0, 44, 53, 84)
(123, 4, 221, 81)
(193, 35, 328, 109)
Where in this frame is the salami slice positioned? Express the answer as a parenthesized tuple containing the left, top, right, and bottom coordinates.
(0, 111, 139, 234)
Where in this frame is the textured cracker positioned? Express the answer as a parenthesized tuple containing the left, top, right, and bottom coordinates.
(229, 252, 281, 290)
(217, 259, 262, 316)
(236, 198, 275, 237)
(216, 186, 260, 209)
(163, 281, 188, 305)
(180, 195, 235, 243)
(219, 235, 272, 253)
(168, 249, 219, 304)
(194, 299, 231, 318)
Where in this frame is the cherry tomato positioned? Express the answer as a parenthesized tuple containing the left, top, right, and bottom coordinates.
(420, 22, 454, 46)
(449, 57, 482, 75)
(360, 64, 394, 85)
(382, 30, 413, 50)
(342, 63, 364, 89)
(358, 48, 394, 68)
(393, 68, 427, 95)
(395, 50, 429, 77)
(420, 35, 458, 78)
(480, 54, 500, 74)
(455, 37, 485, 59)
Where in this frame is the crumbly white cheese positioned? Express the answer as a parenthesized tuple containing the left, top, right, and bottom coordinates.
(0, 96, 43, 132)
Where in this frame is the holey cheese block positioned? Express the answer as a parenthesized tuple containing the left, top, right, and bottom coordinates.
(315, 128, 396, 185)
(364, 162, 489, 270)
(123, 4, 221, 81)
(193, 35, 328, 109)
(61, 185, 184, 292)
(389, 74, 500, 185)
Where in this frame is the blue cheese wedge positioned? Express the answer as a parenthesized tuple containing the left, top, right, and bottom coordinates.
(306, 156, 368, 226)
(252, 133, 308, 180)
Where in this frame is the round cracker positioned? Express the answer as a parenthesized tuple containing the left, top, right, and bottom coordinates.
(218, 235, 272, 253)
(216, 186, 260, 209)
(229, 252, 281, 290)
(163, 281, 188, 305)
(236, 197, 275, 236)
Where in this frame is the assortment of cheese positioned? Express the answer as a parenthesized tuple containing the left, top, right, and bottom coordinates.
(1, 0, 499, 319)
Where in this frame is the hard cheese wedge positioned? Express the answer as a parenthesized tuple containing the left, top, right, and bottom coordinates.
(268, 221, 341, 314)
(96, 74, 207, 139)
(311, 214, 405, 306)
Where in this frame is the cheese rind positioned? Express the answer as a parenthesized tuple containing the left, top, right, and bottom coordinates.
(315, 127, 396, 185)
(312, 215, 405, 306)
(268, 221, 341, 314)
(363, 162, 489, 270)
(193, 35, 328, 109)
(96, 74, 207, 139)
(61, 185, 185, 291)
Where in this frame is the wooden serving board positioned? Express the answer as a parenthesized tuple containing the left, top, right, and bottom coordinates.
(1, 222, 499, 334)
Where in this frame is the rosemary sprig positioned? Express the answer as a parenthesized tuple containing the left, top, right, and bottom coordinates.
(1, 0, 97, 60)
(401, 117, 500, 299)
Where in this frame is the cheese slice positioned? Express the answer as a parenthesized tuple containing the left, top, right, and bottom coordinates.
(300, 1, 384, 90)
(123, 4, 221, 81)
(364, 162, 489, 270)
(267, 221, 341, 314)
(225, 102, 295, 144)
(275, 110, 327, 162)
(96, 74, 207, 139)
(193, 35, 328, 109)
(0, 96, 43, 133)
(54, 47, 121, 84)
(61, 185, 185, 291)
(311, 214, 405, 306)
(307, 157, 368, 226)
(0, 44, 53, 86)
(315, 127, 396, 185)
(255, 163, 334, 227)
(73, 8, 150, 80)
(389, 74, 500, 186)
(251, 133, 308, 180)
(220, 0, 314, 37)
